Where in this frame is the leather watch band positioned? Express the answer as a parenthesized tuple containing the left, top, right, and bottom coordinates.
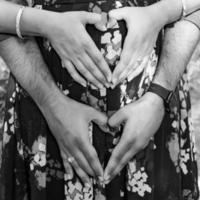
(147, 83, 173, 112)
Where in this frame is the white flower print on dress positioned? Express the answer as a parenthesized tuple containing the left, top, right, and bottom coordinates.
(127, 161, 152, 197)
(180, 148, 190, 175)
(30, 136, 46, 170)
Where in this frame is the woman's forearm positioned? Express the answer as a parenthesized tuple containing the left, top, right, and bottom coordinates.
(0, 1, 54, 37)
(149, 0, 200, 28)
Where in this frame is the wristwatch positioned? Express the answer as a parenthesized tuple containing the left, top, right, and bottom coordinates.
(147, 83, 174, 112)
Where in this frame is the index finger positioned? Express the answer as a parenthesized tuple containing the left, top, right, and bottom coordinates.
(84, 31, 112, 82)
(104, 122, 137, 182)
(76, 123, 103, 178)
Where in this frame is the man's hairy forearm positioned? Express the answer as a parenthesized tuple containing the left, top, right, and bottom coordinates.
(153, 20, 200, 90)
(0, 37, 61, 109)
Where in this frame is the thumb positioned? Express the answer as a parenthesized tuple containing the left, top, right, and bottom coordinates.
(108, 109, 126, 128)
(81, 12, 101, 25)
(108, 8, 126, 21)
(91, 109, 108, 126)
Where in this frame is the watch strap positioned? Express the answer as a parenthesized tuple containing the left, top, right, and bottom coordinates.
(147, 83, 173, 112)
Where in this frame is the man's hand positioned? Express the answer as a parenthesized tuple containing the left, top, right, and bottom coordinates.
(0, 37, 106, 187)
(45, 11, 112, 88)
(41, 94, 107, 187)
(104, 92, 165, 183)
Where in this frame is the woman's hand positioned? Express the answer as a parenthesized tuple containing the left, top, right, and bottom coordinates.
(108, 6, 167, 87)
(46, 11, 111, 88)
(41, 93, 107, 187)
(103, 92, 165, 183)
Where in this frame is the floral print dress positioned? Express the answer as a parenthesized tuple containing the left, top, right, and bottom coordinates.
(0, 0, 199, 199)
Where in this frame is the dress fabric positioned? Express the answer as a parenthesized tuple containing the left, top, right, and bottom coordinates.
(0, 0, 199, 199)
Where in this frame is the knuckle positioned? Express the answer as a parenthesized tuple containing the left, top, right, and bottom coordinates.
(71, 135, 80, 144)
(84, 71, 91, 78)
(78, 67, 87, 75)
(76, 136, 87, 147)
(87, 152, 97, 163)
(87, 65, 96, 74)
(82, 41, 89, 49)
(94, 56, 102, 65)
(134, 140, 144, 151)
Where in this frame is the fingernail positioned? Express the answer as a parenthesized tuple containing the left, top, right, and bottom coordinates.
(82, 82, 87, 87)
(90, 84, 98, 90)
(102, 25, 107, 31)
(111, 84, 115, 89)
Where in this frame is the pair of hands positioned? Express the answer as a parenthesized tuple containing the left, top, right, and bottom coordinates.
(45, 6, 165, 89)
(42, 90, 165, 187)
(42, 4, 167, 187)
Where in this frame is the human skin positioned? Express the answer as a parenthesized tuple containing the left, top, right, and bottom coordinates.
(0, 0, 200, 185)
(0, 1, 112, 89)
(0, 37, 108, 187)
(0, 0, 200, 88)
(110, 0, 200, 86)
(103, 19, 200, 183)
(1, 17, 199, 185)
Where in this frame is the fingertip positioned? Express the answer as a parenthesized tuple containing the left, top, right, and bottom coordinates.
(96, 166, 104, 178)
(93, 110, 108, 125)
(106, 73, 112, 83)
(95, 24, 107, 32)
(83, 12, 101, 24)
(103, 170, 111, 182)
(100, 114, 108, 126)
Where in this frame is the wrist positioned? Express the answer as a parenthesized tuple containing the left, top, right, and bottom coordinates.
(38, 88, 71, 117)
(147, 3, 168, 28)
(20, 7, 56, 37)
(143, 92, 164, 108)
(153, 71, 177, 91)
